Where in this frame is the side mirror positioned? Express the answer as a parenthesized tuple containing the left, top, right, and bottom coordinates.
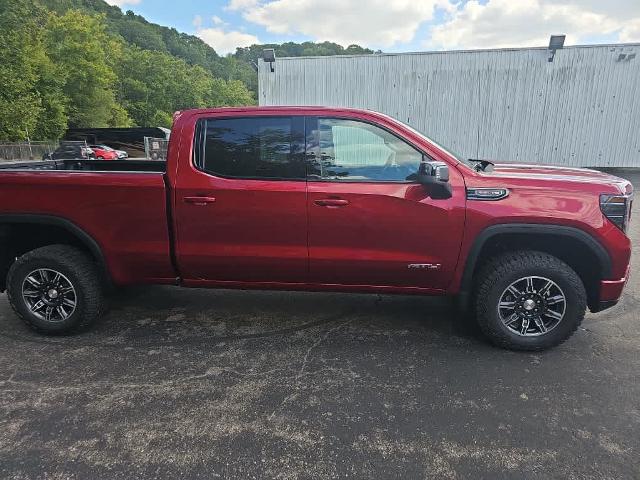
(416, 161, 452, 198)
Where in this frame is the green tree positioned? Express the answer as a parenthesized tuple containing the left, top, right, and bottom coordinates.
(44, 10, 131, 128)
(0, 0, 66, 140)
(116, 11, 167, 52)
(117, 46, 253, 128)
(207, 78, 254, 108)
(31, 43, 68, 139)
(233, 41, 375, 64)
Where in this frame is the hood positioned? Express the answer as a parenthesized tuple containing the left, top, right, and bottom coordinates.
(485, 162, 632, 195)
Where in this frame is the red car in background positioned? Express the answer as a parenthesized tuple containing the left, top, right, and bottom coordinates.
(89, 145, 119, 160)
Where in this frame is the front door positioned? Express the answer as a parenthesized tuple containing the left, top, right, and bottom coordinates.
(174, 115, 308, 284)
(306, 116, 465, 290)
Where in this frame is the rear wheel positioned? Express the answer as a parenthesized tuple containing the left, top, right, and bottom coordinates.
(475, 251, 586, 351)
(6, 245, 105, 335)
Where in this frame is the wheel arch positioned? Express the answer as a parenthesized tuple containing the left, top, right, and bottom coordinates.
(0, 214, 110, 293)
(458, 224, 611, 312)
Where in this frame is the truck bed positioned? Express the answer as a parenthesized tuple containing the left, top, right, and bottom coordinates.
(0, 163, 175, 284)
(0, 159, 166, 172)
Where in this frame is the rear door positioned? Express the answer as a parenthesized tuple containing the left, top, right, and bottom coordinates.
(305, 116, 465, 290)
(173, 114, 309, 283)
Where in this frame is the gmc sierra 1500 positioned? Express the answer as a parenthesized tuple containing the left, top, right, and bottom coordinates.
(0, 107, 632, 350)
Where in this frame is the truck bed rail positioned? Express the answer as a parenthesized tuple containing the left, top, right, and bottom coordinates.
(0, 159, 166, 173)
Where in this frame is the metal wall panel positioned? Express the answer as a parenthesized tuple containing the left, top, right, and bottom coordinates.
(259, 45, 640, 167)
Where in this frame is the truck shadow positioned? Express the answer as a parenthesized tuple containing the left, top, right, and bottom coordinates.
(110, 286, 484, 344)
(0, 285, 485, 349)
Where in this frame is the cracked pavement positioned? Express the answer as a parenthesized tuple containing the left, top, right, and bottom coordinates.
(0, 170, 639, 479)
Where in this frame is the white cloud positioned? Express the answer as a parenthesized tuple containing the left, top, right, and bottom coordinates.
(620, 18, 640, 42)
(195, 26, 259, 55)
(229, 0, 453, 48)
(226, 0, 639, 50)
(227, 0, 259, 10)
(429, 0, 640, 49)
(193, 14, 258, 55)
(104, 0, 141, 7)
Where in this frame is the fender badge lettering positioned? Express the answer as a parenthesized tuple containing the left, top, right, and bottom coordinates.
(408, 263, 441, 270)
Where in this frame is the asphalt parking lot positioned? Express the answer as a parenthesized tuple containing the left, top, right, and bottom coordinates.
(1, 171, 639, 479)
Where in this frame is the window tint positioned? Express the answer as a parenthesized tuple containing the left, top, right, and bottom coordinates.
(197, 116, 305, 179)
(307, 118, 423, 182)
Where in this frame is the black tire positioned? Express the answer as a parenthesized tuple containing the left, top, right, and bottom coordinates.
(6, 245, 105, 335)
(475, 250, 586, 351)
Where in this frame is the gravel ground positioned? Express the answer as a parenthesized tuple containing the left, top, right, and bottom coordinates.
(0, 170, 638, 479)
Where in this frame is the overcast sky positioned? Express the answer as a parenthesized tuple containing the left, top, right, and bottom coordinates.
(106, 0, 640, 55)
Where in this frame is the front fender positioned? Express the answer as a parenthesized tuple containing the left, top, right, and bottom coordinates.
(456, 223, 612, 310)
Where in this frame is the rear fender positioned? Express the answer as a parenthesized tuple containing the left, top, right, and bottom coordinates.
(0, 215, 110, 292)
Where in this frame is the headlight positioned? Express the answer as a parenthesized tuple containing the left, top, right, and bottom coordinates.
(600, 194, 632, 233)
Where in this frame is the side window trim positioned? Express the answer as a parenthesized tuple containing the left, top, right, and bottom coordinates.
(193, 115, 307, 181)
(193, 118, 205, 170)
(304, 115, 429, 184)
(305, 116, 319, 180)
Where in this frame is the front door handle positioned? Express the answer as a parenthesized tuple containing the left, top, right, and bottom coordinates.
(314, 198, 349, 207)
(184, 196, 216, 206)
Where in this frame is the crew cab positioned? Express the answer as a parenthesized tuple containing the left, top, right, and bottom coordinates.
(0, 107, 632, 350)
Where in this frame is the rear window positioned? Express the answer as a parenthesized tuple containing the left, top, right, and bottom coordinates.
(195, 116, 305, 179)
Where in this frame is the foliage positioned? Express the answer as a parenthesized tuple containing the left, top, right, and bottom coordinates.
(234, 41, 375, 63)
(31, 41, 68, 139)
(117, 47, 253, 128)
(0, 0, 66, 140)
(44, 10, 131, 128)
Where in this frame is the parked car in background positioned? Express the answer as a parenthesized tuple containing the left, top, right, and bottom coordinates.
(43, 142, 94, 160)
(64, 127, 169, 159)
(89, 145, 119, 160)
(1, 107, 632, 351)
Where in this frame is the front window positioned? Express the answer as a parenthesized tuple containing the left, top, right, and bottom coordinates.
(307, 118, 423, 182)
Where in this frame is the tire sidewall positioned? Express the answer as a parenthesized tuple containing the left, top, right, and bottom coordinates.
(480, 261, 585, 349)
(8, 257, 89, 334)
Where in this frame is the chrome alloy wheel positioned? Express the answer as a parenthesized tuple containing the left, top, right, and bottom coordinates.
(21, 269, 77, 323)
(497, 276, 566, 337)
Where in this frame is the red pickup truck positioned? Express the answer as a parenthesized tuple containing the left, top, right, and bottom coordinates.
(0, 107, 632, 350)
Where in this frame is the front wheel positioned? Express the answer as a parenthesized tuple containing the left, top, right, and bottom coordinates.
(475, 251, 586, 351)
(6, 245, 105, 335)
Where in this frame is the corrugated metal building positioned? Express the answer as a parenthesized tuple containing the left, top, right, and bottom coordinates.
(258, 44, 640, 167)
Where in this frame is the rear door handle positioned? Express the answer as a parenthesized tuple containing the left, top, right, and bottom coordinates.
(184, 196, 216, 206)
(314, 198, 349, 207)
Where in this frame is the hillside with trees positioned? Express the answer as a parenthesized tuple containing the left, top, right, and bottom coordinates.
(0, 0, 374, 141)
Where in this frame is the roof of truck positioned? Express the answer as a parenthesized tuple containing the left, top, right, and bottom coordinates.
(176, 105, 377, 116)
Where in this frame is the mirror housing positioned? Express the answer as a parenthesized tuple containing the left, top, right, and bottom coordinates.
(415, 161, 452, 198)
